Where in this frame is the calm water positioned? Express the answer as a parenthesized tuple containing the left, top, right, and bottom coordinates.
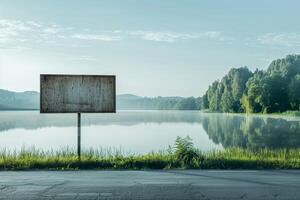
(0, 111, 299, 154)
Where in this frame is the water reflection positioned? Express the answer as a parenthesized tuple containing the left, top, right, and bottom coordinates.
(0, 111, 201, 132)
(202, 114, 300, 149)
(0, 111, 299, 151)
(0, 111, 216, 153)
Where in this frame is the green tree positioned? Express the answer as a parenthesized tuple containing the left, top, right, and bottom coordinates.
(207, 81, 222, 111)
(220, 67, 252, 112)
(288, 75, 300, 110)
(260, 74, 289, 113)
(200, 93, 209, 110)
(268, 55, 300, 79)
(175, 97, 198, 110)
(204, 67, 252, 112)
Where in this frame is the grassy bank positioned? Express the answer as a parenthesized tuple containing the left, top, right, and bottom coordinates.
(1, 137, 300, 170)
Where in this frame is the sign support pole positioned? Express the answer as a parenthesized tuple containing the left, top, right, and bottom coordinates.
(77, 112, 81, 160)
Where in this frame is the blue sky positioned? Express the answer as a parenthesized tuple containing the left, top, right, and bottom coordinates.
(0, 0, 300, 96)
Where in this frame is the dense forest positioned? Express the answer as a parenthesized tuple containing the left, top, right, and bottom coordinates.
(200, 55, 300, 113)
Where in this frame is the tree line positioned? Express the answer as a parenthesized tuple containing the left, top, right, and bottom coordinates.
(200, 55, 300, 113)
(117, 94, 200, 110)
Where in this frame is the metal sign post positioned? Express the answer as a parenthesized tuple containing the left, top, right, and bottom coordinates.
(77, 113, 81, 159)
(40, 74, 116, 161)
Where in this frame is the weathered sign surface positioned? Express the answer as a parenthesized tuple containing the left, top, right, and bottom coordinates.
(40, 74, 116, 113)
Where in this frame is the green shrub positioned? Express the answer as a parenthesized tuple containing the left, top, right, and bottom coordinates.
(174, 136, 203, 168)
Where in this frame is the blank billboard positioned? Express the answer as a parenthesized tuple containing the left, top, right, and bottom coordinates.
(40, 74, 116, 113)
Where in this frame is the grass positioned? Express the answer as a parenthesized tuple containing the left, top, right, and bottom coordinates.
(0, 137, 300, 170)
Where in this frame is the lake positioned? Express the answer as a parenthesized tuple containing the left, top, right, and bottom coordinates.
(0, 111, 299, 154)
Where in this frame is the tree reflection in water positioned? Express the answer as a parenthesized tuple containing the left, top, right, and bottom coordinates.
(202, 114, 300, 150)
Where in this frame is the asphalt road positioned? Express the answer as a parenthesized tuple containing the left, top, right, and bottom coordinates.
(0, 170, 299, 200)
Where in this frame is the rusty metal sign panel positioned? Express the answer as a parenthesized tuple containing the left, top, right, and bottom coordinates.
(40, 74, 116, 113)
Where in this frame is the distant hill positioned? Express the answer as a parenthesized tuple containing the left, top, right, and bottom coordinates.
(0, 89, 39, 110)
(0, 89, 200, 110)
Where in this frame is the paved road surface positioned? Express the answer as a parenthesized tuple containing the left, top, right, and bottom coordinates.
(0, 170, 299, 200)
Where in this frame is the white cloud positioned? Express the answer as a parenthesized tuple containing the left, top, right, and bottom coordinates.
(26, 21, 42, 28)
(42, 24, 69, 35)
(0, 19, 32, 32)
(70, 55, 97, 62)
(128, 31, 198, 42)
(71, 34, 123, 41)
(203, 31, 221, 39)
(258, 33, 300, 47)
(125, 30, 224, 42)
(0, 18, 227, 52)
(43, 28, 60, 34)
(0, 44, 28, 52)
(0, 19, 70, 50)
(0, 19, 37, 49)
(0, 19, 32, 40)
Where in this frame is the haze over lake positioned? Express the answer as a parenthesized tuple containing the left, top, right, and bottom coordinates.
(0, 111, 299, 154)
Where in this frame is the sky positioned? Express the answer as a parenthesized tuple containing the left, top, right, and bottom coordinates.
(0, 0, 300, 97)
